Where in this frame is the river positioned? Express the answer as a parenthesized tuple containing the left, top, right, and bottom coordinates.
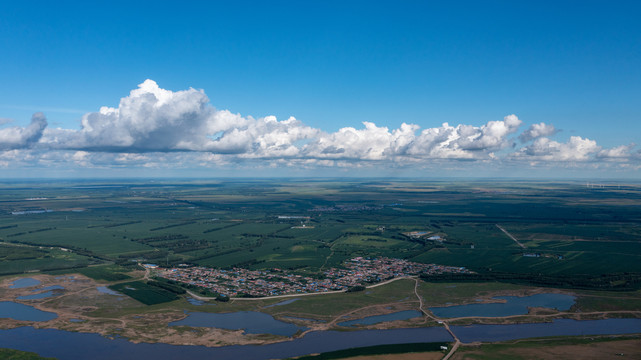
(1, 318, 640, 360)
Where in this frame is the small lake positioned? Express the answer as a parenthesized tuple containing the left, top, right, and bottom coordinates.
(0, 301, 57, 321)
(169, 311, 305, 336)
(9, 278, 41, 289)
(338, 310, 423, 327)
(430, 293, 575, 318)
(17, 285, 66, 300)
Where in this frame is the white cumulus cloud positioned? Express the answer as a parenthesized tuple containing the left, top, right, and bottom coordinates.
(513, 136, 601, 161)
(519, 122, 558, 142)
(44, 80, 216, 151)
(0, 80, 634, 174)
(0, 112, 47, 150)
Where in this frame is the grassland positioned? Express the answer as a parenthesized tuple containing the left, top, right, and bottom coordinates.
(452, 335, 641, 360)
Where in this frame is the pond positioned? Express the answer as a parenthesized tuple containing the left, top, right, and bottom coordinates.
(187, 298, 204, 306)
(169, 311, 305, 336)
(97, 286, 122, 296)
(17, 285, 66, 300)
(429, 293, 575, 318)
(338, 310, 423, 327)
(0, 301, 57, 321)
(42, 285, 65, 291)
(17, 291, 59, 300)
(9, 278, 41, 289)
(187, 298, 215, 306)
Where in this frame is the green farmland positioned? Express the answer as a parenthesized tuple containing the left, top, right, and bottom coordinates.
(0, 179, 640, 285)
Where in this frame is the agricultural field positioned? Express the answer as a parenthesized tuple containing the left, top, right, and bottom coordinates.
(108, 281, 181, 305)
(0, 179, 639, 283)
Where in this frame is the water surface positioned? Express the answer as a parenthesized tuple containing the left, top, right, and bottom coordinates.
(39, 285, 65, 291)
(451, 318, 641, 342)
(2, 319, 641, 360)
(17, 291, 59, 300)
(9, 278, 41, 289)
(170, 311, 304, 336)
(430, 293, 575, 318)
(0, 301, 57, 321)
(187, 298, 214, 306)
(97, 286, 122, 296)
(0, 326, 452, 360)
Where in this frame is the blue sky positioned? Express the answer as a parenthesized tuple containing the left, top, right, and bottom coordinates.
(0, 1, 640, 178)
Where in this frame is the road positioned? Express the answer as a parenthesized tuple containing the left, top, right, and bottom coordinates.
(413, 278, 461, 360)
(496, 224, 525, 249)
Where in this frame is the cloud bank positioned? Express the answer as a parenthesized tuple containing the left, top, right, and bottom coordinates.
(1, 80, 638, 174)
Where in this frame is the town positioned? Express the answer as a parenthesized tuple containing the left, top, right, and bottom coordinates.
(157, 257, 474, 298)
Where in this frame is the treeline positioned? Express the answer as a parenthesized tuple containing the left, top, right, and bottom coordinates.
(420, 272, 641, 291)
(1, 263, 87, 276)
(129, 234, 212, 254)
(132, 234, 188, 244)
(230, 258, 265, 269)
(103, 221, 142, 228)
(6, 227, 56, 237)
(150, 221, 196, 231)
(88, 221, 142, 228)
(203, 222, 242, 234)
(344, 231, 382, 236)
(8, 239, 109, 262)
(0, 246, 47, 261)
